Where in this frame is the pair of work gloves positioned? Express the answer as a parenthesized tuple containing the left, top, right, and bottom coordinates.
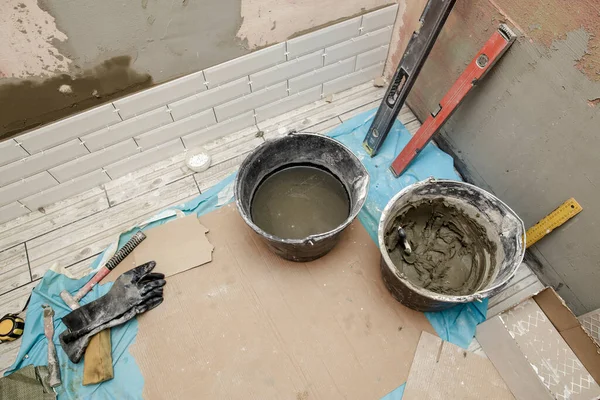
(59, 262, 166, 363)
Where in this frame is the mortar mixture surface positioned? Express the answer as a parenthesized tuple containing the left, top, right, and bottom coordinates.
(385, 199, 496, 296)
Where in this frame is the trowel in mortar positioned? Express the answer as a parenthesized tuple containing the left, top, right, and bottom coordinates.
(386, 226, 417, 264)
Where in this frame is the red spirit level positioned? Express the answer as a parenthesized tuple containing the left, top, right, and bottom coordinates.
(390, 24, 517, 177)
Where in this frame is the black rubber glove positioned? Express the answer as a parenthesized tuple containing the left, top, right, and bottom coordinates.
(59, 295, 163, 363)
(61, 261, 165, 339)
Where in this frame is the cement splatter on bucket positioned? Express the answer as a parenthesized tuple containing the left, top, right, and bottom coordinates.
(379, 178, 525, 312)
(235, 132, 369, 262)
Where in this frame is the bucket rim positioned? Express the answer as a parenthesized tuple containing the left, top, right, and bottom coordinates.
(378, 177, 526, 303)
(234, 132, 370, 246)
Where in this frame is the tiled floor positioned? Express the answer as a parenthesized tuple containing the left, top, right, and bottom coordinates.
(0, 81, 540, 373)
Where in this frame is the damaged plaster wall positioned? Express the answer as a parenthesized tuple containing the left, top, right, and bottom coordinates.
(236, 0, 394, 49)
(0, 0, 393, 140)
(387, 0, 600, 315)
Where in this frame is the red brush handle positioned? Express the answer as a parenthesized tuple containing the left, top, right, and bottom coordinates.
(73, 266, 111, 302)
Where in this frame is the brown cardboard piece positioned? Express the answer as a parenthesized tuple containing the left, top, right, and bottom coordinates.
(534, 288, 600, 386)
(403, 331, 514, 400)
(102, 215, 214, 283)
(129, 204, 435, 399)
(477, 288, 600, 400)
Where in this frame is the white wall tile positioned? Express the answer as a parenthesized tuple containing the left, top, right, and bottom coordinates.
(0, 171, 57, 207)
(0, 203, 29, 225)
(204, 44, 286, 87)
(82, 107, 172, 151)
(49, 139, 139, 182)
(360, 4, 398, 33)
(0, 140, 28, 168)
(325, 26, 392, 65)
(287, 18, 361, 58)
(169, 77, 251, 121)
(182, 112, 257, 149)
(104, 139, 185, 179)
(250, 51, 323, 91)
(135, 109, 217, 149)
(114, 71, 207, 119)
(355, 45, 389, 70)
(214, 82, 288, 121)
(0, 139, 88, 187)
(21, 170, 110, 210)
(289, 57, 355, 94)
(323, 63, 384, 96)
(255, 86, 322, 122)
(18, 104, 121, 153)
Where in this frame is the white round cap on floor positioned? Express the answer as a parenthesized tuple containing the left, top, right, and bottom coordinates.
(185, 149, 212, 172)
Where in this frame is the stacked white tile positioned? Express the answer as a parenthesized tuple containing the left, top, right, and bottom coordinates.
(0, 4, 398, 213)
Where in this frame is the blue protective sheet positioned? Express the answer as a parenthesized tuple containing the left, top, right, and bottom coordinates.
(7, 110, 486, 399)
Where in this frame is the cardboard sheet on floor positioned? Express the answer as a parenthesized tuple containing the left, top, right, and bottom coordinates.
(129, 204, 435, 399)
(402, 332, 514, 400)
(102, 215, 214, 282)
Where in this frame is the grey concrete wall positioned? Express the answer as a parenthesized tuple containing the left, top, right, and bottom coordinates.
(389, 0, 600, 315)
(0, 0, 394, 139)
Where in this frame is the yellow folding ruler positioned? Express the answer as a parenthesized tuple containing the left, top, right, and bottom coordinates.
(526, 198, 582, 248)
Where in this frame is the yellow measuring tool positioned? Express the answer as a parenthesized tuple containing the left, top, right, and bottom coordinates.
(525, 198, 582, 248)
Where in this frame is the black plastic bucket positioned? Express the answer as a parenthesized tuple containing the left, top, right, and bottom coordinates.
(235, 132, 369, 262)
(379, 178, 526, 312)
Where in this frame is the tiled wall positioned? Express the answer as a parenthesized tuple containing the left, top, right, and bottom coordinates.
(0, 5, 397, 224)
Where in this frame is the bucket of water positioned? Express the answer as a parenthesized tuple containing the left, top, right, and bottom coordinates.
(235, 132, 369, 262)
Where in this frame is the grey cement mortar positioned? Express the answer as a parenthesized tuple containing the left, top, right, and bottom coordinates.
(385, 199, 497, 296)
(427, 29, 600, 315)
(40, 0, 249, 83)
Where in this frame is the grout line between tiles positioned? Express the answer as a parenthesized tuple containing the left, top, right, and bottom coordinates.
(111, 102, 124, 121)
(16, 200, 32, 214)
(192, 174, 202, 193)
(16, 140, 30, 156)
(102, 182, 112, 206)
(78, 137, 92, 153)
(24, 242, 33, 282)
(133, 136, 142, 150)
(47, 170, 61, 184)
(254, 124, 264, 141)
(202, 71, 210, 90)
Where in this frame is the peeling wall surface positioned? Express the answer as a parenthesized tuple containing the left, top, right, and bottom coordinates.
(388, 0, 600, 314)
(0, 0, 393, 139)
